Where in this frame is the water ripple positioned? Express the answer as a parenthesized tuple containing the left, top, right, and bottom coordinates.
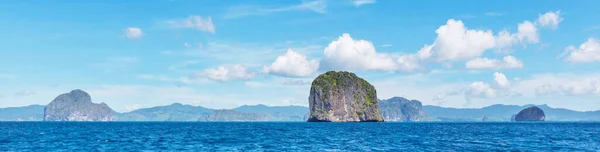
(0, 122, 598, 151)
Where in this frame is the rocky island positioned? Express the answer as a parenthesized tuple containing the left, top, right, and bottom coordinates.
(514, 106, 545, 121)
(307, 71, 384, 122)
(44, 89, 114, 121)
(379, 97, 427, 122)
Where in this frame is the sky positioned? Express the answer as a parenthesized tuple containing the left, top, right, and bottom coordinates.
(1, 0, 599, 112)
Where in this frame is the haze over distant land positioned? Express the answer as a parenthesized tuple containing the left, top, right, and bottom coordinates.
(1, 89, 598, 122)
(3, 102, 598, 122)
(1, 1, 600, 113)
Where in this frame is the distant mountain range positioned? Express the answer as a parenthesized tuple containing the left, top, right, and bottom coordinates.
(2, 97, 599, 122)
(115, 103, 309, 122)
(0, 105, 45, 121)
(114, 103, 215, 121)
(424, 104, 600, 121)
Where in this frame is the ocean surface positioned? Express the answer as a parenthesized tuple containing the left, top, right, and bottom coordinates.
(0, 122, 598, 151)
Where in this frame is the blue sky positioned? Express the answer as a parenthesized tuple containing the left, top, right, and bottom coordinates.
(1, 0, 600, 112)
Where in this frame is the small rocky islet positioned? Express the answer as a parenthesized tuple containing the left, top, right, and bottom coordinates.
(514, 106, 546, 121)
(307, 71, 384, 122)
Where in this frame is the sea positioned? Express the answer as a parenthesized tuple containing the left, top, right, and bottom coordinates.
(0, 122, 598, 151)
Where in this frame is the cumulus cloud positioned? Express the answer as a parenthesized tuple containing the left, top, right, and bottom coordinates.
(124, 27, 143, 39)
(429, 19, 496, 61)
(197, 64, 256, 82)
(465, 56, 524, 69)
(516, 21, 539, 44)
(318, 11, 561, 72)
(434, 72, 520, 104)
(494, 72, 511, 88)
(562, 38, 600, 63)
(396, 44, 432, 71)
(353, 0, 376, 7)
(465, 72, 521, 100)
(536, 11, 563, 29)
(535, 84, 556, 96)
(263, 49, 319, 77)
(318, 33, 430, 72)
(495, 29, 518, 52)
(559, 78, 600, 96)
(515, 73, 600, 98)
(319, 33, 400, 71)
(465, 82, 497, 99)
(167, 15, 215, 33)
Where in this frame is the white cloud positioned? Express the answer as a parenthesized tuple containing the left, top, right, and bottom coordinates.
(559, 78, 600, 96)
(178, 40, 323, 66)
(513, 73, 600, 98)
(137, 74, 210, 85)
(428, 11, 560, 58)
(396, 44, 432, 71)
(536, 11, 563, 29)
(434, 72, 520, 103)
(563, 38, 600, 63)
(320, 33, 399, 71)
(352, 0, 376, 7)
(465, 56, 524, 69)
(429, 19, 496, 61)
(167, 15, 215, 33)
(281, 78, 312, 85)
(516, 20, 539, 44)
(124, 27, 143, 39)
(225, 0, 326, 19)
(263, 49, 319, 77)
(535, 84, 556, 96)
(465, 81, 497, 99)
(495, 29, 518, 52)
(197, 64, 256, 82)
(494, 72, 511, 88)
(318, 33, 428, 72)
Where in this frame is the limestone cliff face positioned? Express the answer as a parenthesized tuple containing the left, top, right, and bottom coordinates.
(44, 89, 114, 121)
(379, 97, 427, 122)
(515, 106, 545, 121)
(308, 71, 384, 122)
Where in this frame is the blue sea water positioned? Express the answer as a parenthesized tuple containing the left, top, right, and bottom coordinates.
(0, 122, 598, 151)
